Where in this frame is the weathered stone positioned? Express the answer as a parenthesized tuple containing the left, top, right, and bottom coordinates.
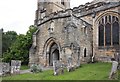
(29, 0, 120, 67)
(66, 56, 75, 72)
(114, 52, 120, 70)
(3, 63, 10, 75)
(0, 63, 10, 76)
(11, 60, 21, 74)
(109, 60, 118, 79)
(53, 60, 64, 75)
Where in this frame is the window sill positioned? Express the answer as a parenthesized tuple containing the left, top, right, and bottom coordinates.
(98, 45, 120, 50)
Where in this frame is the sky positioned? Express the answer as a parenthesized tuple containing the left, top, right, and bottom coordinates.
(0, 0, 93, 34)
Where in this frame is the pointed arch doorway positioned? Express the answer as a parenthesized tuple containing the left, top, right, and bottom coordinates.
(49, 42, 60, 66)
(44, 38, 60, 66)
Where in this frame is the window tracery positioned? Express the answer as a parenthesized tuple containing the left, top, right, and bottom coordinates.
(98, 15, 119, 46)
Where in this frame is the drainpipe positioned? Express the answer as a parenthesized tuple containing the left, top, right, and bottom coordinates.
(91, 11, 96, 63)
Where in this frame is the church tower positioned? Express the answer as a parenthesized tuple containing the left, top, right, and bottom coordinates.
(35, 0, 70, 24)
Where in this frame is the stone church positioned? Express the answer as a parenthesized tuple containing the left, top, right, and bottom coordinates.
(29, 0, 120, 67)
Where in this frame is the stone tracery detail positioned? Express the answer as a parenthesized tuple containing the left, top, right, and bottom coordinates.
(98, 15, 119, 46)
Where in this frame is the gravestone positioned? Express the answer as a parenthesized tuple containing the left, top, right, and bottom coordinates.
(3, 63, 10, 75)
(76, 52, 80, 68)
(109, 59, 118, 79)
(53, 60, 64, 75)
(114, 52, 120, 69)
(0, 63, 2, 76)
(76, 59, 80, 68)
(67, 56, 75, 72)
(11, 60, 21, 74)
(0, 63, 10, 76)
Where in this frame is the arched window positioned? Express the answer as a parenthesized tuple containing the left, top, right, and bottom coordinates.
(84, 48, 87, 57)
(105, 23, 111, 46)
(112, 22, 119, 45)
(61, 0, 65, 5)
(98, 15, 119, 46)
(99, 24, 104, 46)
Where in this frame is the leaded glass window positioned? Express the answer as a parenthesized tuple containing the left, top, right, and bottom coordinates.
(98, 15, 119, 46)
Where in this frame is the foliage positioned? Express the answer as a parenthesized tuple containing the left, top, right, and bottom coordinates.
(118, 70, 120, 81)
(3, 62, 112, 80)
(2, 31, 17, 54)
(30, 64, 42, 73)
(3, 25, 37, 65)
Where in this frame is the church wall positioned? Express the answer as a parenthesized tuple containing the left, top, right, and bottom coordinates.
(35, 17, 71, 66)
(30, 0, 120, 66)
(93, 6, 120, 62)
(31, 15, 93, 66)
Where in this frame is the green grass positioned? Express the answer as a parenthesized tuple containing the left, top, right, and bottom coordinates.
(20, 65, 29, 70)
(3, 62, 113, 80)
(118, 70, 120, 81)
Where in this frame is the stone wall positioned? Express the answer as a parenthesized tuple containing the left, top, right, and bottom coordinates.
(93, 6, 120, 61)
(29, 0, 120, 66)
(29, 10, 93, 66)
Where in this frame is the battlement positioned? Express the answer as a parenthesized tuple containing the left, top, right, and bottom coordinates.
(35, 1, 120, 26)
(36, 9, 72, 26)
(72, 1, 120, 17)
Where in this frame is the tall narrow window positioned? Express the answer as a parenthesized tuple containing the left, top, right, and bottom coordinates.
(84, 48, 87, 57)
(99, 24, 104, 46)
(61, 0, 65, 5)
(112, 22, 119, 45)
(105, 23, 111, 46)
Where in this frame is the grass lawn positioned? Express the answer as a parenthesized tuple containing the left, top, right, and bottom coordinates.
(2, 62, 115, 80)
(118, 70, 120, 81)
(20, 65, 29, 70)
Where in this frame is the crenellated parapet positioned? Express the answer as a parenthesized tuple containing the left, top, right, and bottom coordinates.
(35, 1, 120, 27)
(72, 1, 120, 18)
(35, 9, 73, 26)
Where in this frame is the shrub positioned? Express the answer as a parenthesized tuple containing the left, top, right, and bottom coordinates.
(30, 64, 42, 73)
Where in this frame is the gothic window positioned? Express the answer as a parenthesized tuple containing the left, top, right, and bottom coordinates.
(61, 0, 65, 5)
(109, 15, 111, 23)
(98, 15, 119, 46)
(105, 23, 111, 46)
(112, 22, 119, 45)
(84, 27, 87, 35)
(84, 48, 87, 57)
(99, 24, 104, 46)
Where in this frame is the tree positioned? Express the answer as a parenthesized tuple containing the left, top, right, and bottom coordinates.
(3, 25, 37, 65)
(2, 30, 17, 54)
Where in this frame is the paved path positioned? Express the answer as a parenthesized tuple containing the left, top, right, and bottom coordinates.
(20, 66, 53, 74)
(20, 69, 31, 74)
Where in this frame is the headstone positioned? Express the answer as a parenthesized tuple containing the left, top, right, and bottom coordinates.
(3, 63, 10, 75)
(76, 60, 80, 68)
(53, 60, 64, 75)
(109, 59, 118, 79)
(67, 56, 75, 72)
(0, 63, 10, 76)
(114, 52, 120, 69)
(11, 60, 21, 74)
(0, 63, 2, 76)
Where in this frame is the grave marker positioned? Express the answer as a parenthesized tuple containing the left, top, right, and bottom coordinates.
(67, 56, 75, 72)
(53, 60, 64, 75)
(11, 60, 21, 74)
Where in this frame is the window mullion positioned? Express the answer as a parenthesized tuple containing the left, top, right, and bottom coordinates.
(111, 23, 113, 46)
(104, 24, 106, 47)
